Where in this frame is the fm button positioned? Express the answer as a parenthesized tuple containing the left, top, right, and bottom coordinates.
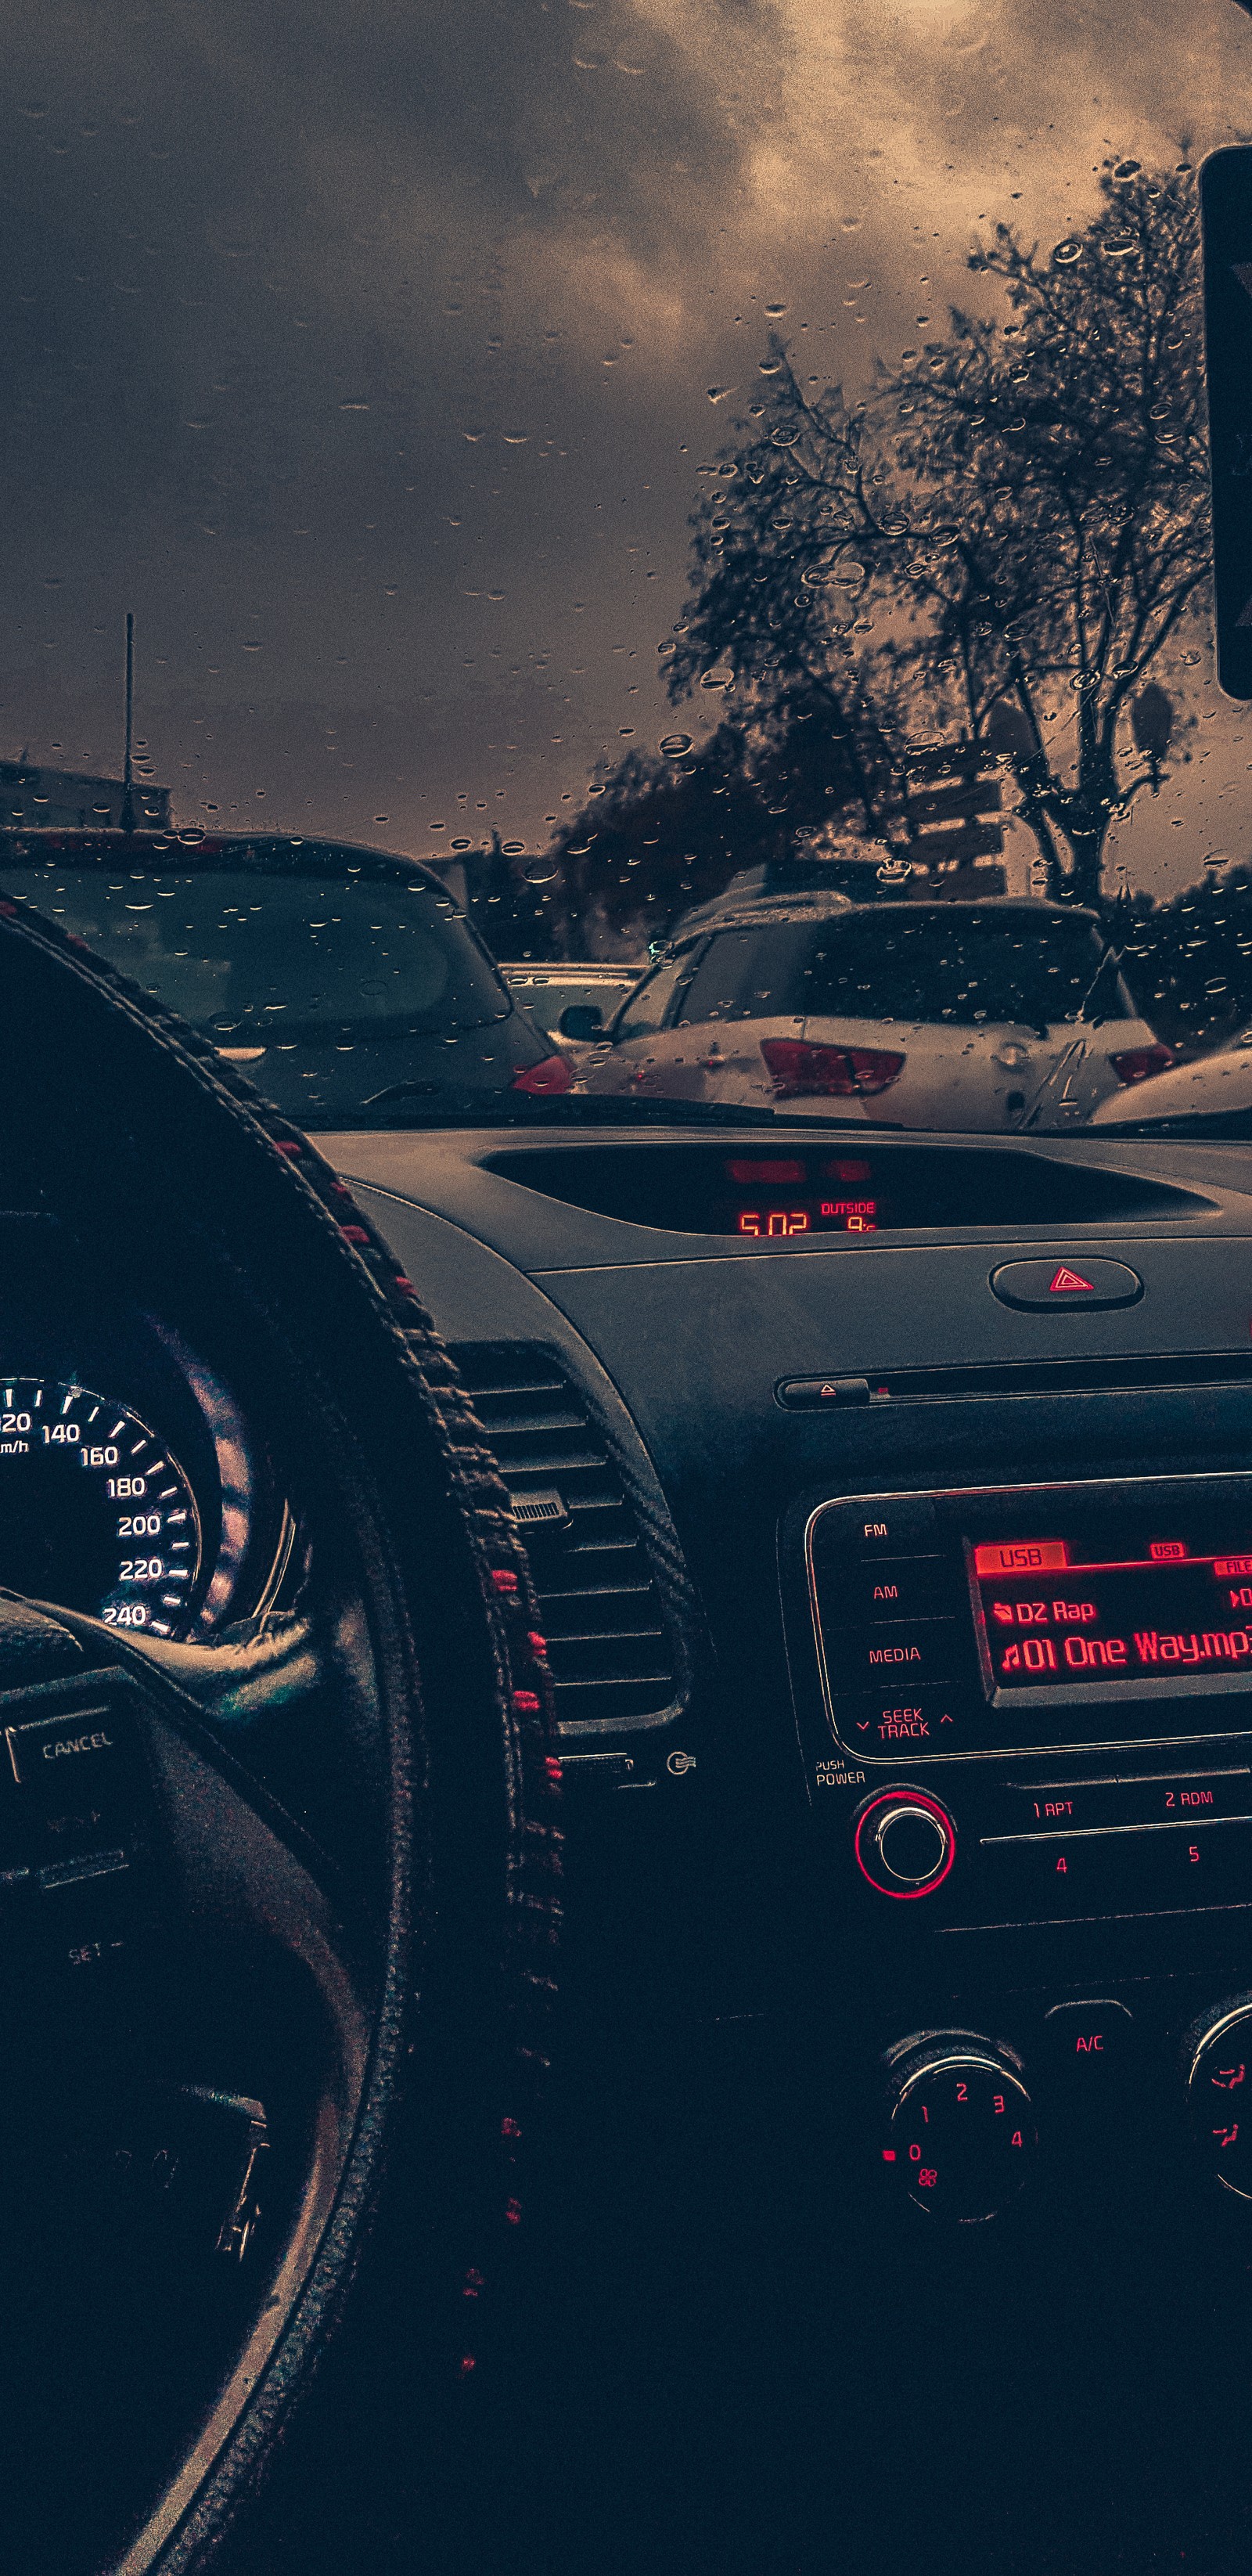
(989, 1257, 1143, 1312)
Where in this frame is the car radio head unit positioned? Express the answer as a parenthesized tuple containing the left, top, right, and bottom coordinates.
(806, 1475, 1252, 1763)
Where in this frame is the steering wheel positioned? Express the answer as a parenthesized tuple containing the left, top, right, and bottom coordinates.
(0, 894, 562, 2574)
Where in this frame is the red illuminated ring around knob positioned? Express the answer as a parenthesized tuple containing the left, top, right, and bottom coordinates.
(853, 1789, 955, 1900)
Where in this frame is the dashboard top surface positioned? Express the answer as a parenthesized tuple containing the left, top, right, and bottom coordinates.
(320, 1122, 1252, 1274)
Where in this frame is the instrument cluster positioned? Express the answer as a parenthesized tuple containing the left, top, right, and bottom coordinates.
(0, 1291, 290, 1644)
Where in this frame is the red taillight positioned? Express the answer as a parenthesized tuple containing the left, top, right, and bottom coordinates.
(760, 1039, 905, 1098)
(509, 1052, 574, 1095)
(1106, 1043, 1177, 1086)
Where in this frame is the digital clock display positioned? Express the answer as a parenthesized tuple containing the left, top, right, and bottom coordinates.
(969, 1532, 1252, 1692)
(723, 1156, 880, 1237)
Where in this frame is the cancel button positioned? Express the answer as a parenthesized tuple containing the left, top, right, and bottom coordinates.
(5, 1710, 133, 1794)
(989, 1257, 1143, 1312)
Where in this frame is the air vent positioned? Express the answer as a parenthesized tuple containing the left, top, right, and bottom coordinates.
(449, 1342, 683, 1743)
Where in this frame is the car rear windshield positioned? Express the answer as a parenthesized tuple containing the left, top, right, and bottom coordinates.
(0, 843, 510, 1038)
(678, 911, 1129, 1031)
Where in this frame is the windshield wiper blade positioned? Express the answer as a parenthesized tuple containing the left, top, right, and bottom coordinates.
(1085, 1106, 1252, 1140)
(354, 1088, 902, 1130)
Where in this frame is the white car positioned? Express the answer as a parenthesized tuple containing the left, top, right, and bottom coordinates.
(1090, 1032, 1252, 1126)
(579, 899, 1172, 1129)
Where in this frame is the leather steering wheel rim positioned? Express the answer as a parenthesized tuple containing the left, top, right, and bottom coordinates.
(0, 888, 563, 2574)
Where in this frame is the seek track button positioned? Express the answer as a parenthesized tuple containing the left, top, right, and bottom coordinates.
(989, 1257, 1143, 1313)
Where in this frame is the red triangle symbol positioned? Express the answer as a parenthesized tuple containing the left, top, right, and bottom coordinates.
(1049, 1265, 1096, 1295)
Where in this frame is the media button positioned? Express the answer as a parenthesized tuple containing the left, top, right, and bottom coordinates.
(840, 1618, 966, 1689)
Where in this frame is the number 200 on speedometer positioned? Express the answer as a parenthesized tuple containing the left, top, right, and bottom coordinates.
(0, 1378, 203, 1637)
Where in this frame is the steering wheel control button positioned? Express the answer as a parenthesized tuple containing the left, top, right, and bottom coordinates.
(881, 2035, 1036, 2221)
(989, 1257, 1144, 1312)
(1184, 1997, 1252, 2199)
(854, 1789, 955, 1897)
(0, 1690, 156, 1982)
(5, 1706, 134, 1794)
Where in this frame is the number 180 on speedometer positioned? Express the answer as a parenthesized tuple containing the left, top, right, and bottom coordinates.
(0, 1378, 203, 1637)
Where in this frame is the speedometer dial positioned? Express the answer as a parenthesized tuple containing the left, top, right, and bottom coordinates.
(0, 1379, 203, 1637)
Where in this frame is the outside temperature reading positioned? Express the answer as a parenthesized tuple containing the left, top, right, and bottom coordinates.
(970, 1535, 1252, 1691)
(725, 1156, 879, 1237)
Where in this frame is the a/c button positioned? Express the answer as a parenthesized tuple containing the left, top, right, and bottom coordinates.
(990, 1257, 1143, 1312)
(1042, 1998, 1135, 2070)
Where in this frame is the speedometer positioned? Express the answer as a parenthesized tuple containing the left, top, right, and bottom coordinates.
(0, 1378, 203, 1638)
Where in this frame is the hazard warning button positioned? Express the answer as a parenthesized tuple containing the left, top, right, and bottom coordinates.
(989, 1258, 1143, 1313)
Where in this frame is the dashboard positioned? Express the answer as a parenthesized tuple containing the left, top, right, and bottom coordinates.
(11, 1104, 1252, 2563)
(320, 1116, 1252, 2246)
(19, 1113, 1252, 2268)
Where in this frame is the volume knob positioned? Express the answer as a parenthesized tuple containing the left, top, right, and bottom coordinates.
(854, 1789, 955, 1898)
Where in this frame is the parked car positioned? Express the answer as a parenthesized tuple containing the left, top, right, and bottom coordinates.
(0, 830, 574, 1123)
(1089, 1030, 1252, 1127)
(577, 899, 1171, 1128)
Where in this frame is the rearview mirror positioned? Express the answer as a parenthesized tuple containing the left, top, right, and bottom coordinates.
(559, 1003, 604, 1039)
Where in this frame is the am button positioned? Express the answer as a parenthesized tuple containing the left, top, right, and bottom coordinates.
(989, 1257, 1143, 1312)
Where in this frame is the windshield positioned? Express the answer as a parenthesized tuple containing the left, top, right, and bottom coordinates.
(4, 4, 1252, 1134)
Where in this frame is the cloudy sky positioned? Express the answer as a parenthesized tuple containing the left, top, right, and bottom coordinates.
(0, 0, 1249, 890)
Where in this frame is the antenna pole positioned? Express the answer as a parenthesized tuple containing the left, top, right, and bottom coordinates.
(121, 611, 136, 832)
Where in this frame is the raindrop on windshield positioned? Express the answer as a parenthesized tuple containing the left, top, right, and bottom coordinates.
(524, 858, 559, 884)
(1052, 240, 1085, 266)
(660, 733, 693, 756)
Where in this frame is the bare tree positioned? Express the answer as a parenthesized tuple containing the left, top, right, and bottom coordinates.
(667, 159, 1211, 907)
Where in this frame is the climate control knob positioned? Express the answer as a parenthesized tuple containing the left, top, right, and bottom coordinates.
(854, 1789, 955, 1898)
(1183, 1994, 1252, 2199)
(881, 2034, 1036, 2221)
